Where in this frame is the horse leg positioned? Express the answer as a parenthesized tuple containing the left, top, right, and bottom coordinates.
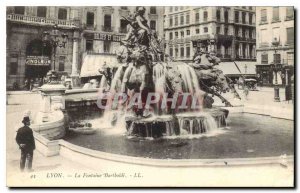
(203, 87, 233, 107)
(225, 76, 241, 100)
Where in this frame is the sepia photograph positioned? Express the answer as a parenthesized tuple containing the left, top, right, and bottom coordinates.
(5, 3, 295, 187)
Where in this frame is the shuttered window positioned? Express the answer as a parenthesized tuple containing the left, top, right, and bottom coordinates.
(169, 18, 173, 27)
(273, 7, 279, 21)
(216, 10, 220, 22)
(150, 20, 156, 30)
(58, 8, 67, 20)
(37, 6, 47, 18)
(273, 54, 281, 64)
(150, 7, 156, 14)
(286, 7, 294, 20)
(261, 54, 268, 64)
(15, 6, 25, 15)
(261, 9, 267, 22)
(203, 11, 208, 21)
(286, 27, 294, 45)
(180, 15, 184, 25)
(86, 12, 94, 26)
(169, 32, 173, 40)
(180, 47, 184, 57)
(186, 14, 190, 24)
(195, 12, 200, 22)
(186, 46, 190, 57)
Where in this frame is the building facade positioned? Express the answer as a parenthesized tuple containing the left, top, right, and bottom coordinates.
(256, 6, 294, 86)
(164, 6, 256, 62)
(6, 6, 164, 88)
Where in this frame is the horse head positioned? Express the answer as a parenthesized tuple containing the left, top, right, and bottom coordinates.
(165, 65, 183, 94)
(211, 69, 230, 93)
(116, 45, 129, 63)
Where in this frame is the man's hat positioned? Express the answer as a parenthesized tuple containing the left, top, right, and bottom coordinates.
(22, 116, 30, 124)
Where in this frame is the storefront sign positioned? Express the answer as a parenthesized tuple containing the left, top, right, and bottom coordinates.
(25, 56, 51, 66)
(94, 33, 124, 42)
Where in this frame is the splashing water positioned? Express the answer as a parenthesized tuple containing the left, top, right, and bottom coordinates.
(95, 62, 222, 137)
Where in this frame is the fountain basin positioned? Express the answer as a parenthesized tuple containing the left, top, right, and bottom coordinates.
(63, 113, 293, 159)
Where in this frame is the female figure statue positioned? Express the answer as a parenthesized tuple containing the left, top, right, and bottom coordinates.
(135, 6, 151, 47)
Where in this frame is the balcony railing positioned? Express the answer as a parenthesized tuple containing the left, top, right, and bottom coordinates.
(216, 34, 234, 41)
(191, 34, 210, 41)
(102, 25, 113, 32)
(86, 51, 116, 55)
(7, 14, 79, 28)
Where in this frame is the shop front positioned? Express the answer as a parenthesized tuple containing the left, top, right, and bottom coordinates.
(25, 39, 52, 82)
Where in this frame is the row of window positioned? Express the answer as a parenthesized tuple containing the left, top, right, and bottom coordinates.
(169, 14, 191, 27)
(168, 9, 230, 27)
(169, 6, 188, 13)
(216, 25, 229, 35)
(13, 6, 158, 20)
(234, 11, 254, 24)
(85, 40, 112, 53)
(169, 6, 253, 13)
(168, 27, 209, 40)
(169, 46, 191, 58)
(260, 7, 294, 23)
(94, 14, 156, 32)
(216, 9, 229, 23)
(260, 27, 294, 45)
(235, 27, 255, 39)
(13, 6, 157, 32)
(120, 6, 157, 14)
(261, 52, 294, 65)
(14, 6, 68, 20)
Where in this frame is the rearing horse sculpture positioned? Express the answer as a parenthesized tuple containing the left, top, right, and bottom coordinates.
(189, 52, 241, 107)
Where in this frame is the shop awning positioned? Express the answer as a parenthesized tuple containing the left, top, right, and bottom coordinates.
(80, 54, 119, 77)
(215, 61, 257, 76)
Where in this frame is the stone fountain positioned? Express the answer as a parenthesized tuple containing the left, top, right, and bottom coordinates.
(94, 7, 240, 138)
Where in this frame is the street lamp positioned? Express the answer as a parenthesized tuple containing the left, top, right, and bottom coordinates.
(42, 24, 68, 71)
(271, 37, 281, 102)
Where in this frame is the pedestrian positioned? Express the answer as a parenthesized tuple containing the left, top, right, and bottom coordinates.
(24, 79, 29, 90)
(15, 116, 35, 172)
(243, 85, 249, 100)
(30, 79, 34, 91)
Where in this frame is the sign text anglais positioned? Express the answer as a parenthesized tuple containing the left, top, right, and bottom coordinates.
(25, 56, 51, 66)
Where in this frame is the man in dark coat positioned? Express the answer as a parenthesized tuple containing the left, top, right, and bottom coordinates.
(16, 116, 35, 172)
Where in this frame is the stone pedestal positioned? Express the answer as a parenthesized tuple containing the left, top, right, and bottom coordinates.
(33, 83, 67, 139)
(39, 84, 67, 118)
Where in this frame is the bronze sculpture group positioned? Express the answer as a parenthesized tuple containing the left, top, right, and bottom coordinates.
(98, 6, 240, 117)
